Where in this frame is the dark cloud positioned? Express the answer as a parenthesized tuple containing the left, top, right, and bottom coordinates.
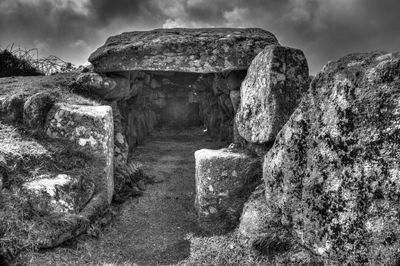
(0, 0, 399, 73)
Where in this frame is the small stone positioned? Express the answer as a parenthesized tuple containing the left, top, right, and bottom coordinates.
(116, 133, 124, 144)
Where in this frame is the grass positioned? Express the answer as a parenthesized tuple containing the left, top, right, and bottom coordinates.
(0, 73, 101, 107)
(177, 232, 270, 266)
(0, 119, 101, 263)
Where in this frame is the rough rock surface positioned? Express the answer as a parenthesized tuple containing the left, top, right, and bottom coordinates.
(236, 45, 309, 144)
(23, 92, 54, 132)
(238, 184, 271, 239)
(89, 28, 279, 73)
(263, 52, 400, 265)
(45, 103, 114, 203)
(194, 148, 261, 234)
(75, 72, 142, 101)
(21, 174, 95, 214)
(0, 93, 25, 122)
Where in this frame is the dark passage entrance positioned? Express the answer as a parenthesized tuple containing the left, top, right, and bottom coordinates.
(118, 70, 247, 150)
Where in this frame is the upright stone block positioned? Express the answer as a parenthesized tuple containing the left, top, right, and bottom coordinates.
(194, 148, 260, 234)
(236, 45, 309, 144)
(45, 103, 114, 203)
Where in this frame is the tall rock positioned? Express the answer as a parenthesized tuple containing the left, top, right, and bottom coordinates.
(236, 45, 309, 145)
(263, 52, 400, 265)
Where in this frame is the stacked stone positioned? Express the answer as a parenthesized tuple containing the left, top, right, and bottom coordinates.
(193, 71, 246, 142)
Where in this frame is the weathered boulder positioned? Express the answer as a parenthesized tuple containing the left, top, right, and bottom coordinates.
(75, 72, 141, 101)
(21, 174, 95, 214)
(194, 148, 261, 234)
(45, 103, 114, 203)
(238, 184, 271, 239)
(236, 45, 309, 144)
(89, 28, 279, 73)
(0, 93, 25, 122)
(23, 92, 54, 132)
(263, 52, 400, 265)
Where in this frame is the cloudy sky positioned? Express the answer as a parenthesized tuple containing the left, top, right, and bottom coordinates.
(0, 0, 399, 74)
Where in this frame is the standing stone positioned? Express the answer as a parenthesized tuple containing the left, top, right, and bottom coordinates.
(263, 52, 400, 265)
(45, 103, 114, 203)
(194, 148, 261, 234)
(236, 45, 309, 144)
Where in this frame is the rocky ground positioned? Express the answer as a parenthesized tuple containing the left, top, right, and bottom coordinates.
(16, 127, 223, 266)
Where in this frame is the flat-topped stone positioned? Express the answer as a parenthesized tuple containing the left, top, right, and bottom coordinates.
(89, 28, 279, 73)
(194, 148, 261, 234)
(45, 103, 114, 203)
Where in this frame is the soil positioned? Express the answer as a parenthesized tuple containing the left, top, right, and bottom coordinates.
(18, 126, 223, 266)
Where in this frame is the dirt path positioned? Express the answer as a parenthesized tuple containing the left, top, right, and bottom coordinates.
(20, 127, 222, 266)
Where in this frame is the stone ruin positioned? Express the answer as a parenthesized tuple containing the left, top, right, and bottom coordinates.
(3, 27, 400, 265)
(85, 28, 281, 148)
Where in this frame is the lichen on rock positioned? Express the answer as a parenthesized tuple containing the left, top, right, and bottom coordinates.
(194, 148, 261, 234)
(236, 45, 309, 145)
(23, 92, 54, 132)
(262, 51, 400, 265)
(45, 103, 114, 203)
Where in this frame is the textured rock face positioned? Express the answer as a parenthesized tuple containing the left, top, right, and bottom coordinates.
(45, 103, 114, 203)
(238, 185, 271, 239)
(23, 92, 54, 132)
(75, 72, 140, 101)
(89, 28, 279, 73)
(0, 93, 25, 122)
(263, 52, 400, 265)
(21, 174, 95, 214)
(236, 45, 309, 144)
(194, 148, 260, 234)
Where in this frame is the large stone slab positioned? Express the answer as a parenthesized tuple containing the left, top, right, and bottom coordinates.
(236, 45, 309, 144)
(89, 28, 279, 73)
(45, 103, 114, 203)
(194, 148, 260, 234)
(263, 52, 400, 264)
